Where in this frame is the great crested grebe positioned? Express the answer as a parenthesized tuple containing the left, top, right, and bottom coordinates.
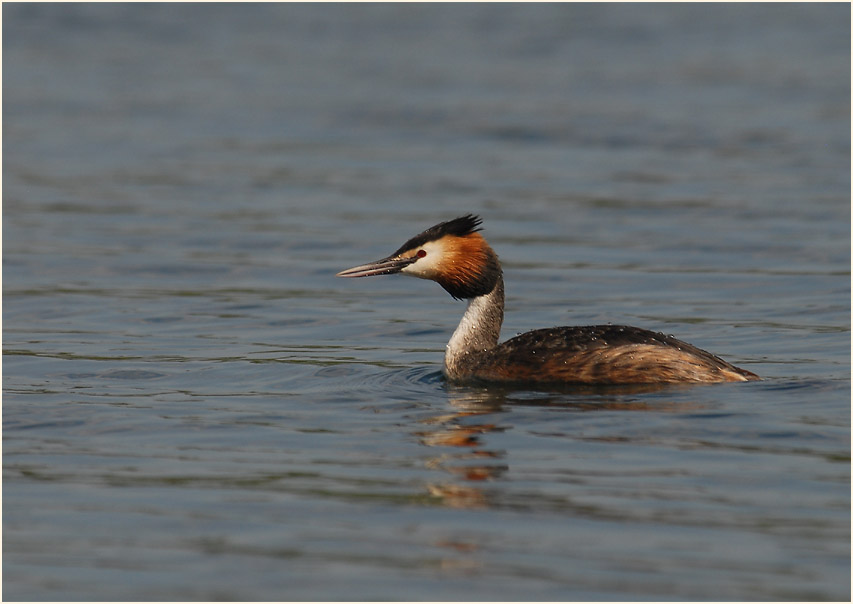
(337, 215, 758, 385)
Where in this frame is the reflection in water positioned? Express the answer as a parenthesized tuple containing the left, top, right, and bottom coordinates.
(417, 389, 507, 509)
(419, 384, 706, 509)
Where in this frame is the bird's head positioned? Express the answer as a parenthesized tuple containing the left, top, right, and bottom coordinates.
(336, 214, 501, 299)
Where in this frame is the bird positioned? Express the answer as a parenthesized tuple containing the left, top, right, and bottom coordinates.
(337, 214, 759, 385)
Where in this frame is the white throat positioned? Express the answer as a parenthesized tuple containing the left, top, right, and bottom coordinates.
(443, 277, 504, 379)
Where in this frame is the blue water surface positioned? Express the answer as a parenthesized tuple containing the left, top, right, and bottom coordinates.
(3, 4, 850, 601)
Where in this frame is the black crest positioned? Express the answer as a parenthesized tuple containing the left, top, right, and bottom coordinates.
(392, 214, 482, 256)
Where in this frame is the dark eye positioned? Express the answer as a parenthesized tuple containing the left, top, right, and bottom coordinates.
(416, 249, 427, 258)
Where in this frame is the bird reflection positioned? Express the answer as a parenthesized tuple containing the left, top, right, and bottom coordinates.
(416, 388, 508, 509)
(417, 382, 704, 510)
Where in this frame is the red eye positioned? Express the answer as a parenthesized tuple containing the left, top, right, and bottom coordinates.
(417, 249, 427, 258)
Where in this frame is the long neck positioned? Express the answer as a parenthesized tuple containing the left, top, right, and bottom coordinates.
(443, 275, 504, 379)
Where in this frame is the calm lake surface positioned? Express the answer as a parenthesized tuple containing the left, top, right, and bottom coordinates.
(3, 4, 850, 601)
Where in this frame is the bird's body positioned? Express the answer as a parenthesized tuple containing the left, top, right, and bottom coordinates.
(337, 215, 758, 385)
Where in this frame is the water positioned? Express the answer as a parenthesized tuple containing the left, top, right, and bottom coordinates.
(3, 4, 850, 601)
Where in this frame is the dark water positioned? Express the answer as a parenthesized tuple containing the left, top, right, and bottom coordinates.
(3, 4, 850, 601)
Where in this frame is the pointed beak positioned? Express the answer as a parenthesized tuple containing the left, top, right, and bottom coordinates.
(336, 255, 417, 278)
